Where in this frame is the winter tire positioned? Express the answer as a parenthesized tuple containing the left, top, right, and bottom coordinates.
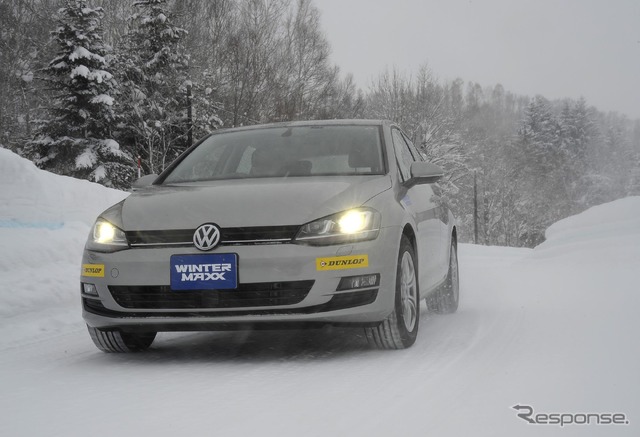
(87, 325, 156, 353)
(365, 235, 419, 349)
(428, 239, 459, 314)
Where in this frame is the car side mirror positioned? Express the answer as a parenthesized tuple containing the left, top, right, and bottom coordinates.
(132, 174, 158, 189)
(406, 162, 443, 187)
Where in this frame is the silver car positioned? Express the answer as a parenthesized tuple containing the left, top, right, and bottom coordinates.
(81, 120, 459, 352)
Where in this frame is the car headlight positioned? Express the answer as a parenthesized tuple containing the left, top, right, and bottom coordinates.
(294, 208, 381, 246)
(86, 218, 128, 252)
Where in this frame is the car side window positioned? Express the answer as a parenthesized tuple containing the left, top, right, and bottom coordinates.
(391, 128, 416, 182)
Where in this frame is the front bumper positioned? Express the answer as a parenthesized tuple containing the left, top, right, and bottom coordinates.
(81, 227, 401, 331)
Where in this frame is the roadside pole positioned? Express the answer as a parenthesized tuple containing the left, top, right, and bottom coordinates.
(474, 170, 478, 244)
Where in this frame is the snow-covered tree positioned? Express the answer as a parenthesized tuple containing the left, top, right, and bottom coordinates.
(26, 0, 133, 188)
(366, 67, 469, 197)
(316, 72, 365, 120)
(0, 0, 62, 152)
(274, 0, 335, 121)
(560, 97, 593, 162)
(558, 98, 597, 208)
(628, 121, 640, 196)
(115, 0, 193, 174)
(513, 97, 562, 244)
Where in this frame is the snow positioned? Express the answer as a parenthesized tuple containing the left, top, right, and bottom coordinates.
(20, 71, 33, 82)
(74, 148, 96, 169)
(541, 196, 640, 253)
(81, 7, 101, 16)
(70, 65, 113, 83)
(101, 138, 122, 155)
(68, 46, 106, 64)
(89, 69, 113, 83)
(90, 94, 114, 106)
(70, 64, 89, 78)
(92, 165, 106, 182)
(0, 148, 638, 436)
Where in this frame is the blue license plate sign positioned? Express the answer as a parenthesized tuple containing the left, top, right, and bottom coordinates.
(170, 254, 238, 291)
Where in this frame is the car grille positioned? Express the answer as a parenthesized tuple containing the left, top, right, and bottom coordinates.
(83, 289, 378, 318)
(126, 225, 300, 247)
(108, 281, 314, 309)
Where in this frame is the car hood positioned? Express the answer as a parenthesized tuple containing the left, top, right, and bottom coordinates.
(120, 175, 392, 230)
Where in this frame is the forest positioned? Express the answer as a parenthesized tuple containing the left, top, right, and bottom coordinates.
(1, 0, 639, 247)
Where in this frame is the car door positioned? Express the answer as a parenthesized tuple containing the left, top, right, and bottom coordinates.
(391, 128, 443, 292)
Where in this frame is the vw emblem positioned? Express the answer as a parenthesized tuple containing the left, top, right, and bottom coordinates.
(193, 223, 221, 251)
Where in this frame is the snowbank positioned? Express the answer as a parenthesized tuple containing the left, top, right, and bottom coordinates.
(0, 148, 127, 318)
(0, 147, 127, 225)
(531, 196, 640, 263)
(544, 196, 640, 247)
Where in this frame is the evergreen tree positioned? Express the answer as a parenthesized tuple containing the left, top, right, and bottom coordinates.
(559, 97, 596, 208)
(628, 121, 640, 196)
(27, 0, 132, 188)
(521, 96, 562, 174)
(515, 96, 565, 245)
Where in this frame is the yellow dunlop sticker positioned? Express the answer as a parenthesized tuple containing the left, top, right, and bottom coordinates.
(316, 254, 369, 271)
(82, 264, 105, 277)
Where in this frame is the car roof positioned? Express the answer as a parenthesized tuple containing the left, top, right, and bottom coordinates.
(212, 119, 393, 134)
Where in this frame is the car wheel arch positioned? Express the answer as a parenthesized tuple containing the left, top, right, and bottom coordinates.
(401, 224, 417, 255)
(451, 226, 458, 247)
(401, 223, 419, 292)
(449, 226, 458, 260)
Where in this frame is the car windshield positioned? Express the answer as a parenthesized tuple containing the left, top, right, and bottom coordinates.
(162, 124, 385, 183)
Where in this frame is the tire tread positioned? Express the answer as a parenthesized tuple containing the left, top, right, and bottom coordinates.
(87, 326, 155, 353)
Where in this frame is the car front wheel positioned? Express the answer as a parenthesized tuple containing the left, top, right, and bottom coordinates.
(365, 235, 419, 349)
(87, 326, 156, 353)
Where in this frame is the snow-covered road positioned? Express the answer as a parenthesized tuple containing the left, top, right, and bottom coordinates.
(1, 149, 638, 436)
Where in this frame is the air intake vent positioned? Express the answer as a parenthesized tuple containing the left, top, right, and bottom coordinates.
(126, 225, 300, 247)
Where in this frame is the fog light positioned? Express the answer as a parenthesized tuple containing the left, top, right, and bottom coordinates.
(337, 274, 380, 291)
(82, 283, 98, 296)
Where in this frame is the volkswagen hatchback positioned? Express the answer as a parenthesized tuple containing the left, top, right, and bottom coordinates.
(81, 120, 459, 352)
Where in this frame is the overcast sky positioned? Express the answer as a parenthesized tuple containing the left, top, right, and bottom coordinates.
(315, 0, 640, 119)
